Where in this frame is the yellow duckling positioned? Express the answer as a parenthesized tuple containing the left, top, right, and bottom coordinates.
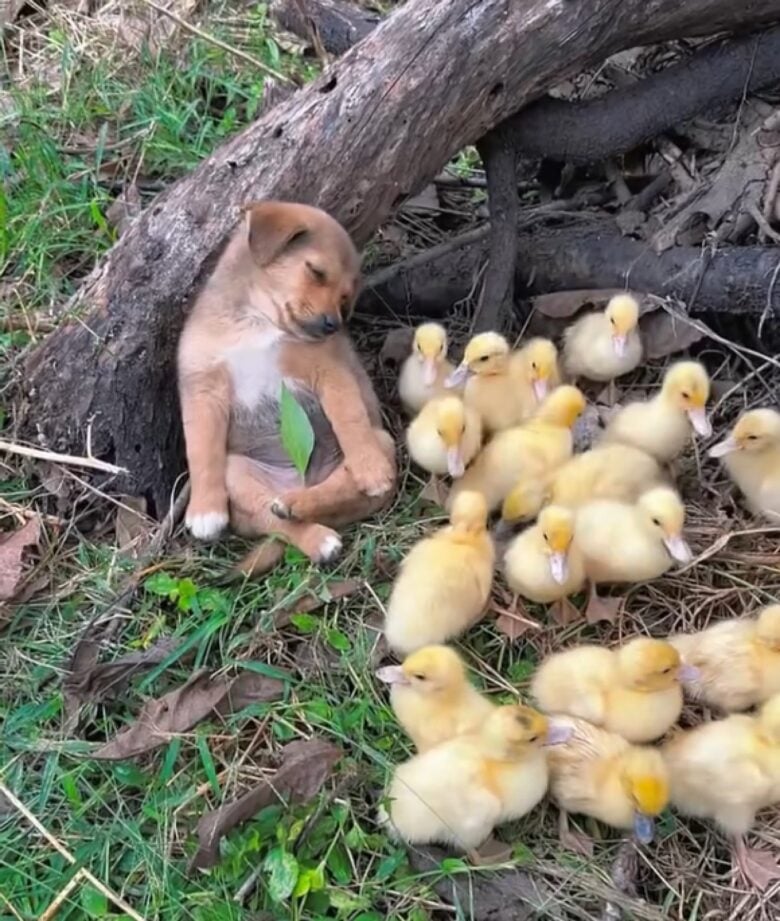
(563, 293, 643, 384)
(546, 715, 669, 845)
(709, 408, 780, 521)
(503, 506, 586, 618)
(450, 385, 586, 513)
(499, 443, 665, 530)
(380, 704, 567, 851)
(669, 604, 780, 712)
(406, 395, 482, 479)
(376, 645, 495, 752)
(531, 636, 700, 743)
(575, 486, 692, 622)
(663, 695, 780, 888)
(384, 491, 494, 655)
(601, 360, 712, 463)
(509, 336, 562, 410)
(399, 322, 455, 415)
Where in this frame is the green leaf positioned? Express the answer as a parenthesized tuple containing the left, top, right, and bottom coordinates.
(326, 841, 351, 885)
(80, 885, 108, 917)
(280, 383, 315, 476)
(292, 864, 325, 897)
(440, 857, 468, 874)
(374, 848, 406, 882)
(144, 571, 179, 598)
(264, 846, 300, 902)
(176, 578, 198, 612)
(197, 735, 220, 798)
(512, 842, 534, 865)
(326, 629, 350, 652)
(290, 613, 319, 634)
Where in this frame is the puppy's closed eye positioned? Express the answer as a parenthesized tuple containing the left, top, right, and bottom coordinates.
(306, 262, 327, 284)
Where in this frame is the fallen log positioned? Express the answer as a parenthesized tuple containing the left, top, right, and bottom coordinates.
(360, 219, 780, 320)
(20, 0, 780, 511)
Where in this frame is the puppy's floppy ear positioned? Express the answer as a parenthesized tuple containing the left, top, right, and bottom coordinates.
(243, 201, 309, 267)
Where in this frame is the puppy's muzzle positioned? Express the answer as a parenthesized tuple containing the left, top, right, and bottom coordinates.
(300, 314, 342, 339)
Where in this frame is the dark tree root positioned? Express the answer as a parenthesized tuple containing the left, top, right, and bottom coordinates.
(360, 218, 780, 320)
(269, 0, 380, 56)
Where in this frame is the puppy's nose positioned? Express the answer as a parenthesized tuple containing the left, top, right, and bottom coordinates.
(320, 314, 341, 335)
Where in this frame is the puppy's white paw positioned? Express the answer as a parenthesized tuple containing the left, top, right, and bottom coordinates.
(316, 534, 342, 563)
(186, 510, 229, 540)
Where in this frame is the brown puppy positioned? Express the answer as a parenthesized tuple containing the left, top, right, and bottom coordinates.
(177, 201, 396, 567)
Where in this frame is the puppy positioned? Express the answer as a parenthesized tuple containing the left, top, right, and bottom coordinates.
(177, 201, 396, 569)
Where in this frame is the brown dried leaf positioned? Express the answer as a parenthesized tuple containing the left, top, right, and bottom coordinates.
(531, 289, 654, 319)
(639, 310, 706, 360)
(64, 635, 181, 716)
(106, 184, 142, 238)
(494, 607, 538, 641)
(92, 668, 288, 760)
(380, 327, 414, 366)
(419, 475, 449, 507)
(0, 517, 41, 602)
(277, 578, 363, 623)
(115, 495, 151, 555)
(190, 738, 341, 871)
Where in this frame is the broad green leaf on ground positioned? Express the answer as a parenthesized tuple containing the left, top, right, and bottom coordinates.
(264, 847, 300, 902)
(92, 668, 288, 760)
(280, 382, 315, 476)
(190, 738, 342, 871)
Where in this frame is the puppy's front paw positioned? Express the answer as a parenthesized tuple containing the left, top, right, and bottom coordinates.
(299, 526, 343, 564)
(186, 503, 229, 540)
(315, 533, 343, 563)
(350, 450, 395, 498)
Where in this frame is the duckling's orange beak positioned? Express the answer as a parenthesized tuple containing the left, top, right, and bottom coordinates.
(376, 666, 409, 686)
(532, 377, 549, 402)
(445, 364, 470, 389)
(709, 435, 738, 458)
(446, 445, 465, 478)
(612, 333, 628, 357)
(422, 357, 438, 386)
(663, 533, 692, 564)
(687, 406, 712, 437)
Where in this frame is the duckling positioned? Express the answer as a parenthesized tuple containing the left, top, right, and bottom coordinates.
(384, 491, 494, 655)
(445, 332, 519, 434)
(669, 604, 780, 712)
(380, 704, 564, 852)
(601, 360, 712, 463)
(709, 408, 780, 521)
(563, 294, 643, 390)
(532, 636, 700, 743)
(406, 396, 482, 479)
(499, 443, 665, 531)
(399, 323, 455, 415)
(509, 337, 562, 411)
(575, 486, 692, 623)
(663, 695, 780, 889)
(546, 715, 669, 846)
(376, 645, 495, 752)
(450, 385, 586, 513)
(504, 506, 586, 623)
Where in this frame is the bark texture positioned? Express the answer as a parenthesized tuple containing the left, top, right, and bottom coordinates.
(20, 0, 780, 510)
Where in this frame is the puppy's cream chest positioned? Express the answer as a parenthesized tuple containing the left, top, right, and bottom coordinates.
(222, 326, 290, 408)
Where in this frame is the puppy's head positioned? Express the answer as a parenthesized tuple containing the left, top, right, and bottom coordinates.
(243, 201, 361, 341)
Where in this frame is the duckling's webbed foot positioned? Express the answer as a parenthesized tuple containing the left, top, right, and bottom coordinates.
(419, 474, 449, 508)
(584, 583, 623, 625)
(557, 809, 595, 857)
(733, 837, 780, 890)
(468, 836, 513, 866)
(549, 596, 581, 626)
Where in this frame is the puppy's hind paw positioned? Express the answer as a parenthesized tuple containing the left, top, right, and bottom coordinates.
(186, 510, 229, 540)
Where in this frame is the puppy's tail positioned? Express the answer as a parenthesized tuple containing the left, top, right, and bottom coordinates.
(233, 539, 285, 579)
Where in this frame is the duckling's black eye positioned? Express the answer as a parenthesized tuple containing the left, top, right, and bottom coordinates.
(542, 532, 549, 541)
(531, 362, 538, 370)
(413, 673, 426, 681)
(661, 667, 673, 674)
(680, 391, 690, 399)
(747, 434, 759, 440)
(652, 517, 661, 526)
(609, 318, 616, 326)
(527, 734, 539, 743)
(479, 355, 490, 363)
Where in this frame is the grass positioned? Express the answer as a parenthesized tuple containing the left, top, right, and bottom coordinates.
(2, 3, 780, 920)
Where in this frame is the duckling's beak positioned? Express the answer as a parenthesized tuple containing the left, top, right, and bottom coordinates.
(663, 534, 692, 564)
(709, 435, 738, 458)
(543, 722, 573, 746)
(532, 378, 549, 402)
(445, 363, 470, 389)
(687, 406, 712, 437)
(612, 334, 628, 357)
(676, 663, 701, 682)
(548, 551, 569, 584)
(422, 357, 438, 386)
(633, 813, 655, 844)
(446, 445, 465, 478)
(375, 666, 409, 686)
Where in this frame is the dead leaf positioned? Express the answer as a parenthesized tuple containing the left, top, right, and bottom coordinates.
(115, 495, 151, 555)
(419, 475, 450, 507)
(639, 310, 706, 360)
(494, 607, 539, 641)
(380, 328, 414, 366)
(92, 668, 288, 760)
(401, 184, 440, 214)
(0, 517, 41, 602)
(531, 289, 653, 319)
(106, 184, 142, 238)
(190, 737, 341, 871)
(64, 635, 181, 716)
